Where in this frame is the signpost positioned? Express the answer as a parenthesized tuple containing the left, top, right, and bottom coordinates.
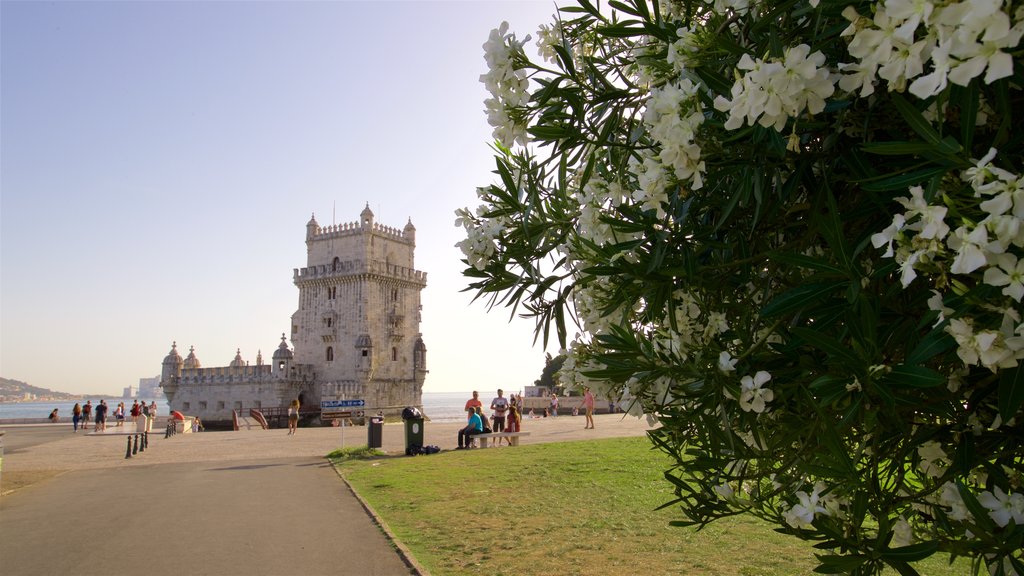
(321, 400, 366, 447)
(321, 399, 365, 419)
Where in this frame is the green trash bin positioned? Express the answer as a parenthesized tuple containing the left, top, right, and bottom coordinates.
(402, 407, 424, 455)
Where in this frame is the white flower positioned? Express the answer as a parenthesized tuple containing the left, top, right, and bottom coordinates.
(535, 22, 562, 64)
(718, 351, 738, 373)
(784, 487, 827, 528)
(739, 370, 774, 413)
(872, 214, 906, 257)
(939, 482, 969, 521)
(947, 225, 990, 274)
(714, 482, 735, 500)
(918, 440, 948, 478)
(946, 318, 1015, 371)
(897, 186, 950, 240)
(928, 290, 953, 326)
(983, 253, 1024, 301)
(892, 516, 914, 548)
(977, 486, 1024, 527)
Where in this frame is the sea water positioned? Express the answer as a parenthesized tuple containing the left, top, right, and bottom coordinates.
(0, 392, 479, 423)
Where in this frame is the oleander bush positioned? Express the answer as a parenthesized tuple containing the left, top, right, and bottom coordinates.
(456, 0, 1024, 574)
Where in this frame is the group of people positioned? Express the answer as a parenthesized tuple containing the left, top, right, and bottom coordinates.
(68, 399, 157, 432)
(457, 389, 523, 449)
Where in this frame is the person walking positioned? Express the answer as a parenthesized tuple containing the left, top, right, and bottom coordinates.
(81, 400, 92, 430)
(581, 386, 596, 429)
(550, 393, 559, 417)
(130, 400, 140, 425)
(287, 399, 300, 435)
(95, 400, 108, 432)
(72, 403, 82, 432)
(114, 402, 125, 427)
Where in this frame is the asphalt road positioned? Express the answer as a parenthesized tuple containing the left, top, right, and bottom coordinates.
(0, 455, 415, 576)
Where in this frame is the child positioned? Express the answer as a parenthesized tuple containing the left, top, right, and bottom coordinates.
(504, 404, 521, 446)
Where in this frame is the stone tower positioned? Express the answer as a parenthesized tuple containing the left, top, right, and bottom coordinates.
(291, 204, 428, 413)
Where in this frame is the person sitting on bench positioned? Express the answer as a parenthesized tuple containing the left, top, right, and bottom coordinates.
(457, 406, 484, 449)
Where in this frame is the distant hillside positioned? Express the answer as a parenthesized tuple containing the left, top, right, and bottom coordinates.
(0, 377, 80, 401)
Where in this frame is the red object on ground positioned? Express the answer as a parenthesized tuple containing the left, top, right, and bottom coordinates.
(171, 411, 185, 420)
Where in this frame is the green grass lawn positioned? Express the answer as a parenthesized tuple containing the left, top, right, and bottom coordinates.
(334, 437, 968, 576)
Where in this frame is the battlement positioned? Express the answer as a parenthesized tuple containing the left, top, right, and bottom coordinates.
(174, 363, 318, 385)
(293, 259, 427, 285)
(180, 364, 274, 383)
(310, 220, 412, 244)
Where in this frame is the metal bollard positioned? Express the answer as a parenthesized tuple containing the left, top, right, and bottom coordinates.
(133, 434, 139, 454)
(125, 436, 133, 459)
(143, 432, 148, 450)
(165, 423, 170, 438)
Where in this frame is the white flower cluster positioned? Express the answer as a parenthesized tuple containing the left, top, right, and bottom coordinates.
(481, 21, 531, 148)
(714, 44, 836, 132)
(872, 150, 1024, 371)
(643, 79, 706, 191)
(667, 27, 701, 75)
(571, 174, 635, 248)
(782, 482, 844, 528)
(839, 0, 1024, 99)
(926, 481, 1024, 530)
(535, 22, 562, 65)
(454, 195, 509, 271)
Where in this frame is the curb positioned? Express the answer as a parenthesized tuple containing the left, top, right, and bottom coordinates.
(328, 457, 430, 576)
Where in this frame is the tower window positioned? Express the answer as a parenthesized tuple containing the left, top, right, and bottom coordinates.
(392, 347, 398, 361)
(391, 288, 398, 301)
(361, 350, 368, 357)
(326, 346, 334, 362)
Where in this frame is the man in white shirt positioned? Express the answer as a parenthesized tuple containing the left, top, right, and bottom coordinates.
(490, 389, 509, 434)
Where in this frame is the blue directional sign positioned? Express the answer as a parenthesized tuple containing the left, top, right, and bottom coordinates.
(321, 399, 365, 409)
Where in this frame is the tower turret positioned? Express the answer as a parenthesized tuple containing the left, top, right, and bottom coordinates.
(360, 203, 374, 227)
(161, 342, 184, 399)
(403, 217, 416, 244)
(273, 333, 294, 377)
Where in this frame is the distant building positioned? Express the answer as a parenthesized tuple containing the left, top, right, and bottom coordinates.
(160, 205, 428, 423)
(122, 385, 135, 398)
(137, 376, 162, 398)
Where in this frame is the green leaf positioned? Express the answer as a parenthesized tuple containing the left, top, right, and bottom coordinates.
(769, 252, 845, 275)
(998, 365, 1024, 422)
(792, 327, 862, 367)
(880, 541, 939, 563)
(596, 23, 649, 38)
(858, 165, 951, 192)
(813, 554, 867, 573)
(890, 93, 953, 152)
(883, 365, 945, 388)
(905, 329, 956, 365)
(861, 141, 939, 156)
(528, 125, 571, 140)
(761, 282, 846, 317)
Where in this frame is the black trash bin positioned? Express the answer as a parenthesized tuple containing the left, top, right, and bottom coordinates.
(401, 407, 424, 455)
(368, 417, 384, 449)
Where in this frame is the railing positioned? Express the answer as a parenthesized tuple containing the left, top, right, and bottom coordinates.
(249, 409, 269, 430)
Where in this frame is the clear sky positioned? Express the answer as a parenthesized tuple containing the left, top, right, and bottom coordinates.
(1, 0, 567, 396)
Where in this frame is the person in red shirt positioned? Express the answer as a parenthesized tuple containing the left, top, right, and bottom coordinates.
(464, 391, 482, 416)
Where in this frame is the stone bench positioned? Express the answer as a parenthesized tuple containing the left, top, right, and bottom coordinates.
(473, 431, 531, 447)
